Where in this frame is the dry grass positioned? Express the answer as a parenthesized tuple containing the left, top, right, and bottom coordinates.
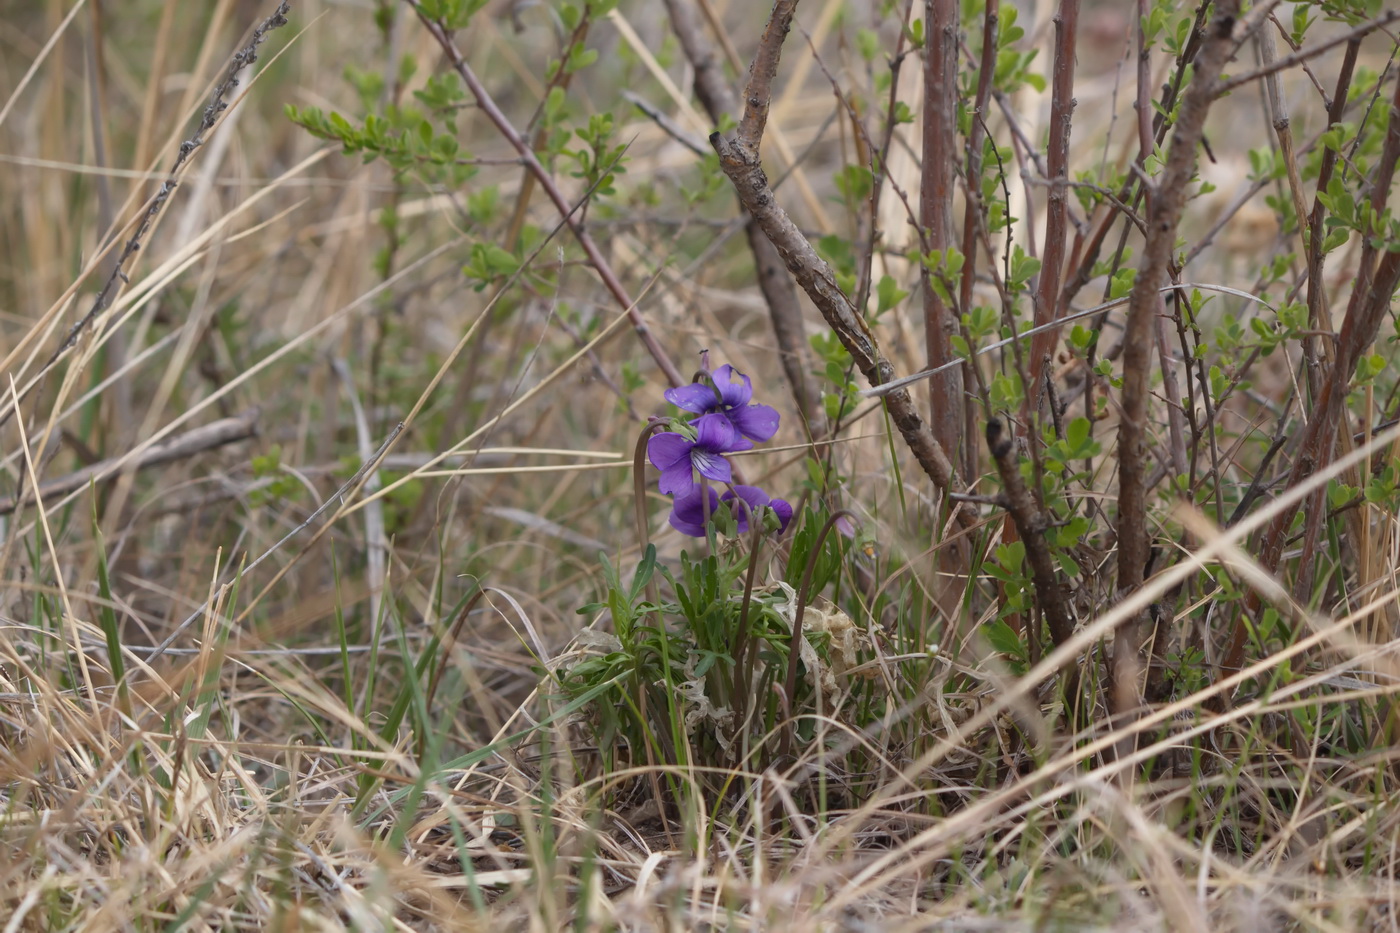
(1, 0, 1399, 930)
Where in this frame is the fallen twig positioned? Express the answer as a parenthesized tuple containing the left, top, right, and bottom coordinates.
(0, 410, 258, 516)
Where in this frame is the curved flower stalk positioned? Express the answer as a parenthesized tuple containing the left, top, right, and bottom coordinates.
(648, 362, 791, 538)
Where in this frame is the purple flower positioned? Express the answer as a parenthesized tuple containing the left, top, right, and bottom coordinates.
(668, 484, 794, 538)
(664, 364, 780, 443)
(668, 486, 721, 536)
(722, 485, 793, 535)
(647, 413, 751, 495)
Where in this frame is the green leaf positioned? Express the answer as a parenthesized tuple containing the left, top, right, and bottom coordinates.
(983, 617, 1026, 660)
(875, 275, 909, 314)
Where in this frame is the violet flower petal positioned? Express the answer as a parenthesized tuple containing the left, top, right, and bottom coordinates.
(647, 432, 691, 471)
(722, 485, 769, 534)
(691, 449, 732, 484)
(669, 486, 720, 537)
(722, 486, 794, 535)
(712, 364, 753, 408)
(693, 412, 746, 452)
(664, 381, 720, 413)
(769, 498, 794, 533)
(648, 432, 696, 495)
(722, 485, 771, 511)
(725, 402, 780, 442)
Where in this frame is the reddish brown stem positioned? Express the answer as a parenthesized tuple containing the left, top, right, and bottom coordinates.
(1027, 0, 1079, 400)
(921, 0, 963, 466)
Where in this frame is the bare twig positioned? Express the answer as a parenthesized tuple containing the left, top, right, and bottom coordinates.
(1213, 8, 1400, 98)
(1303, 38, 1362, 400)
(0, 2, 292, 431)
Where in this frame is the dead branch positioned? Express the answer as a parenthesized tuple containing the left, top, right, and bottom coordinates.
(1213, 8, 1400, 98)
(0, 410, 258, 516)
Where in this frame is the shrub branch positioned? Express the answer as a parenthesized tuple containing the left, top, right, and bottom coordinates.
(1114, 1, 1245, 719)
(660, 0, 817, 426)
(1116, 3, 1244, 602)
